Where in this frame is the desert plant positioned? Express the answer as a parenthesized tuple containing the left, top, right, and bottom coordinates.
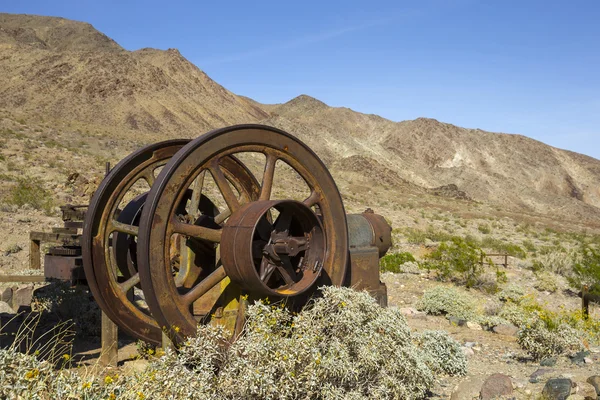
(415, 330, 467, 376)
(518, 320, 583, 360)
(477, 224, 491, 234)
(568, 245, 600, 296)
(380, 252, 416, 273)
(417, 286, 478, 321)
(421, 237, 485, 287)
(2, 177, 54, 214)
(534, 272, 559, 293)
(497, 284, 525, 303)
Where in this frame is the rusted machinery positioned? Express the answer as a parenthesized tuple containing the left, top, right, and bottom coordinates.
(82, 125, 391, 345)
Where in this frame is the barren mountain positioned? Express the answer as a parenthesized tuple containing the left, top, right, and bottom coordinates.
(260, 96, 600, 221)
(0, 14, 267, 136)
(1, 13, 599, 225)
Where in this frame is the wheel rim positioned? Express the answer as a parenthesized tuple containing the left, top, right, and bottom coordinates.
(138, 125, 348, 341)
(82, 140, 260, 344)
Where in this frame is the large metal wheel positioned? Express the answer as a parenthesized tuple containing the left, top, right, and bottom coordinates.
(82, 140, 260, 344)
(138, 125, 349, 341)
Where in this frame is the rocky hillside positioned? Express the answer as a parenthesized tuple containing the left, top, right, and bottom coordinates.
(0, 14, 267, 136)
(1, 13, 600, 225)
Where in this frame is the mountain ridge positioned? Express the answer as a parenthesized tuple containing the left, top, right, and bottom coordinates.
(1, 12, 599, 224)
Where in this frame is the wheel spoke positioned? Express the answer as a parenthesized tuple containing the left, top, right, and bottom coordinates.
(120, 273, 140, 292)
(303, 190, 320, 207)
(277, 255, 297, 286)
(171, 219, 222, 243)
(259, 257, 277, 282)
(110, 220, 139, 236)
(214, 208, 231, 225)
(259, 153, 277, 201)
(182, 265, 227, 305)
(209, 160, 240, 213)
(274, 209, 293, 232)
(141, 170, 155, 188)
(256, 217, 274, 241)
(189, 170, 206, 218)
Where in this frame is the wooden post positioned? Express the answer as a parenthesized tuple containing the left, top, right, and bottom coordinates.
(29, 238, 41, 270)
(100, 311, 118, 367)
(582, 286, 590, 319)
(162, 331, 174, 352)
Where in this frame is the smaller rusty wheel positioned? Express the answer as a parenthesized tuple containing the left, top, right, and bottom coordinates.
(221, 200, 325, 297)
(82, 140, 259, 344)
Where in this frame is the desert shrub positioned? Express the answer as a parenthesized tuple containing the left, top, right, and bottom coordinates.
(379, 252, 416, 273)
(417, 286, 478, 321)
(32, 282, 101, 337)
(568, 245, 600, 296)
(518, 320, 584, 360)
(534, 272, 559, 293)
(421, 237, 484, 287)
(533, 248, 575, 276)
(4, 287, 466, 400)
(480, 237, 526, 259)
(2, 177, 54, 214)
(498, 303, 531, 327)
(497, 284, 525, 303)
(415, 330, 467, 376)
(475, 315, 510, 330)
(477, 224, 491, 234)
(522, 239, 536, 253)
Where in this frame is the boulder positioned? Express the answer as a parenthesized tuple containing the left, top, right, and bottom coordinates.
(586, 376, 600, 397)
(574, 381, 597, 399)
(479, 373, 513, 400)
(541, 378, 573, 400)
(11, 284, 34, 311)
(450, 376, 485, 400)
(492, 323, 519, 337)
(467, 321, 483, 330)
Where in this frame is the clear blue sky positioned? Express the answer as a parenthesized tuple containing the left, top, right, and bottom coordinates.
(4, 0, 600, 159)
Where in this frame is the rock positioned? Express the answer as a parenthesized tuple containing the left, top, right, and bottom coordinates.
(569, 395, 586, 400)
(399, 307, 426, 318)
(479, 373, 513, 400)
(11, 284, 34, 311)
(540, 357, 557, 367)
(587, 376, 600, 396)
(0, 287, 12, 304)
(542, 378, 572, 400)
(467, 321, 483, 330)
(450, 376, 485, 400)
(0, 301, 15, 315)
(448, 316, 468, 327)
(575, 381, 597, 399)
(464, 342, 478, 348)
(584, 357, 593, 364)
(492, 323, 519, 337)
(571, 351, 592, 366)
(462, 347, 475, 357)
(530, 368, 553, 384)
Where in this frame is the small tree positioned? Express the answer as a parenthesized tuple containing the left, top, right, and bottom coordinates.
(568, 245, 600, 296)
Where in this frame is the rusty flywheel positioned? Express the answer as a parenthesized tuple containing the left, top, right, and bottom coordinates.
(136, 125, 349, 342)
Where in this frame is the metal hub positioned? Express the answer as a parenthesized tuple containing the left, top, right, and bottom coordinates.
(221, 200, 325, 297)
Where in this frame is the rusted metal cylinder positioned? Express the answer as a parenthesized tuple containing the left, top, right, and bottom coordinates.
(347, 209, 392, 257)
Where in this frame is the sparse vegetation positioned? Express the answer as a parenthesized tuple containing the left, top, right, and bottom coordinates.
(380, 251, 416, 273)
(568, 245, 600, 295)
(417, 286, 478, 321)
(1, 177, 54, 214)
(421, 237, 485, 288)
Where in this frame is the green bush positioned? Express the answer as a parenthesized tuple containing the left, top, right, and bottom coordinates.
(534, 272, 559, 293)
(421, 237, 484, 287)
(568, 245, 600, 295)
(2, 177, 54, 214)
(380, 252, 416, 273)
(477, 224, 491, 234)
(480, 237, 527, 259)
(417, 286, 478, 321)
